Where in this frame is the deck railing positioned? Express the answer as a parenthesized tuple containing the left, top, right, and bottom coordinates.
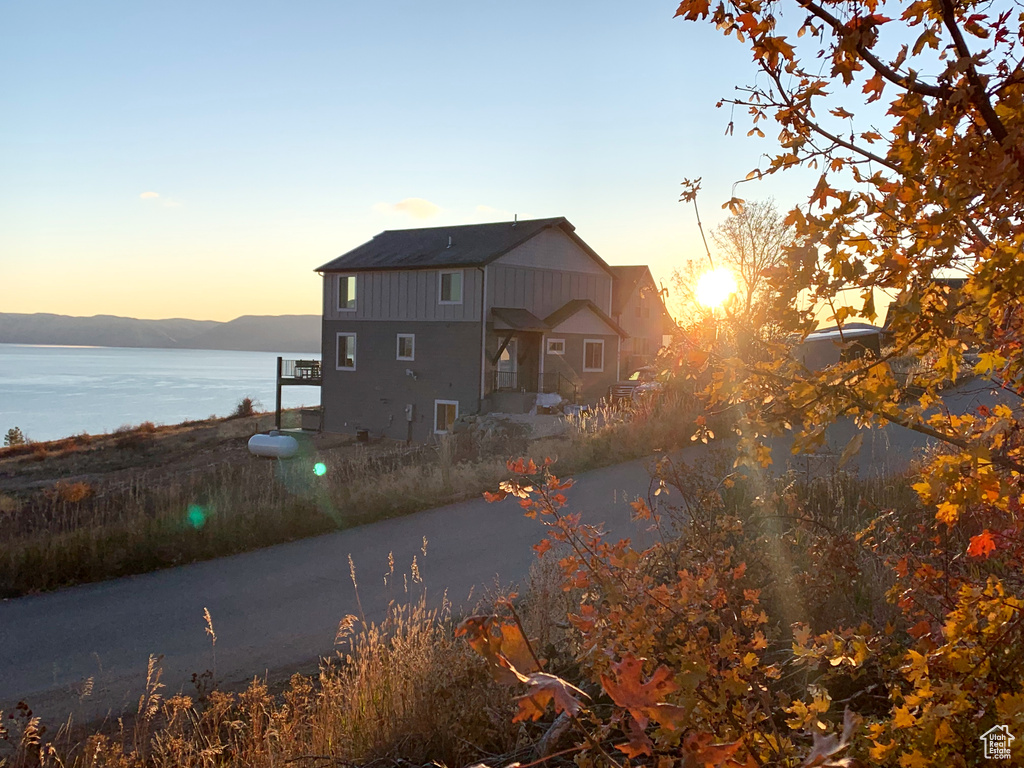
(281, 359, 322, 381)
(492, 370, 521, 391)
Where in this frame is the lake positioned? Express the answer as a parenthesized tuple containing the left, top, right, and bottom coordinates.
(0, 344, 321, 443)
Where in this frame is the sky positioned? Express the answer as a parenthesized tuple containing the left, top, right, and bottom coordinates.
(1, 1, 821, 321)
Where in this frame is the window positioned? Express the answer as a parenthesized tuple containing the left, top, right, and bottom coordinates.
(583, 339, 604, 372)
(338, 275, 356, 311)
(396, 333, 415, 361)
(546, 338, 565, 355)
(439, 270, 463, 304)
(434, 400, 458, 433)
(336, 333, 356, 370)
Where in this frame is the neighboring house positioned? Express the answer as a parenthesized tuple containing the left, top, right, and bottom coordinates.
(610, 265, 676, 373)
(796, 322, 883, 370)
(315, 217, 628, 442)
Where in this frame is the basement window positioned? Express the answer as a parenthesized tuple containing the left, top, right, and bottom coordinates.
(434, 400, 459, 433)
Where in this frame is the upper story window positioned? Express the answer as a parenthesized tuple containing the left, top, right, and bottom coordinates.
(338, 275, 357, 311)
(336, 333, 356, 370)
(396, 333, 415, 361)
(439, 270, 463, 304)
(583, 339, 604, 372)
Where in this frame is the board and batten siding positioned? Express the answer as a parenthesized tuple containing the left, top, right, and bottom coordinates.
(487, 265, 611, 319)
(496, 228, 607, 275)
(322, 268, 483, 322)
(488, 228, 613, 317)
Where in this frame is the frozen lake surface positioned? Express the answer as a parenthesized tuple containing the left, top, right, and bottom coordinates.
(0, 344, 320, 442)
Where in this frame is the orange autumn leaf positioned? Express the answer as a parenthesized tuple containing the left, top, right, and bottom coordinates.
(456, 615, 540, 685)
(967, 529, 997, 558)
(513, 672, 587, 722)
(601, 654, 682, 730)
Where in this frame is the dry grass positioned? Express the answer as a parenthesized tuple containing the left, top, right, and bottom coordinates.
(0, 392, 701, 597)
(0, 597, 523, 768)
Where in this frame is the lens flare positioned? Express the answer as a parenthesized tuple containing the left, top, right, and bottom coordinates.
(313, 462, 327, 476)
(187, 504, 207, 529)
(696, 267, 738, 309)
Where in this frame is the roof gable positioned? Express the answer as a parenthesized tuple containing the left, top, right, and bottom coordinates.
(544, 299, 626, 338)
(610, 265, 657, 316)
(316, 217, 612, 274)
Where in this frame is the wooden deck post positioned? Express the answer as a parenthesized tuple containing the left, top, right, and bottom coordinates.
(275, 356, 283, 430)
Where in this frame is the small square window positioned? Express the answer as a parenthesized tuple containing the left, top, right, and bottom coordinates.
(434, 400, 458, 433)
(546, 338, 565, 355)
(397, 333, 415, 361)
(583, 339, 604, 372)
(338, 275, 356, 311)
(336, 333, 356, 370)
(439, 270, 463, 304)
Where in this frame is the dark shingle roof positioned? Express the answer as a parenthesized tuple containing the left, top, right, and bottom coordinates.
(544, 299, 627, 338)
(610, 265, 653, 316)
(316, 217, 613, 273)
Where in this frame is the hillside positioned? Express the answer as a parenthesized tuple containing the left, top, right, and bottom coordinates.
(0, 312, 321, 353)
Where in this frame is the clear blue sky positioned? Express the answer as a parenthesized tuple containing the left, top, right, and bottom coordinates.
(1, 0, 816, 321)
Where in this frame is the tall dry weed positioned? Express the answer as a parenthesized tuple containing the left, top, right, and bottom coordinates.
(6, 597, 520, 768)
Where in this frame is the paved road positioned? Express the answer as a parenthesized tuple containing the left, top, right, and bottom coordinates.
(1, 379, 1013, 726)
(0, 457, 664, 726)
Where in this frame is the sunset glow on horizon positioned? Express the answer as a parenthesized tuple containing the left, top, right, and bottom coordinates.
(1, 2, 816, 322)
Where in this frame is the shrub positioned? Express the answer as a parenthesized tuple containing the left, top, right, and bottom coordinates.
(232, 397, 258, 419)
(3, 427, 26, 447)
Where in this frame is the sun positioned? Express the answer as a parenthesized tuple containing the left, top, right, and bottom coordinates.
(696, 267, 738, 309)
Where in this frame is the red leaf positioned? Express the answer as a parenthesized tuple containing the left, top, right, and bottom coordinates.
(863, 71, 884, 101)
(908, 620, 931, 639)
(601, 654, 680, 729)
(967, 529, 997, 558)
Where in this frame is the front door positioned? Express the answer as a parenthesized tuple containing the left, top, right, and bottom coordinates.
(496, 339, 518, 390)
(517, 333, 540, 392)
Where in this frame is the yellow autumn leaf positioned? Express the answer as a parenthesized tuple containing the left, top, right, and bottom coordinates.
(935, 501, 960, 526)
(933, 720, 955, 745)
(893, 706, 916, 729)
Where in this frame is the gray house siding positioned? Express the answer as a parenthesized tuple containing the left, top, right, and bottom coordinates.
(554, 333, 620, 402)
(321, 318, 481, 443)
(323, 269, 484, 323)
(487, 228, 613, 318)
(496, 228, 608, 275)
(487, 265, 610, 319)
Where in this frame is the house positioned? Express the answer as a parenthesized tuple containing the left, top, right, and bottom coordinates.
(796, 322, 883, 370)
(610, 265, 676, 373)
(315, 217, 630, 442)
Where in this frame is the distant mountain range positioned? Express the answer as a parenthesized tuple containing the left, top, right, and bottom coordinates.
(0, 313, 321, 353)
